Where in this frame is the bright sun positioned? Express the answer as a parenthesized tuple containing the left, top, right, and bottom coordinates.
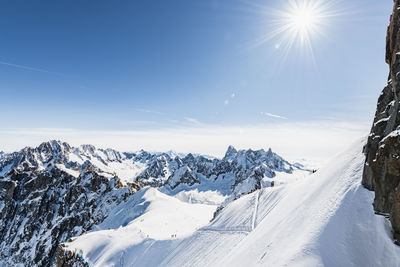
(291, 7, 316, 31)
(252, 0, 339, 63)
(264, 0, 335, 60)
(284, 1, 323, 42)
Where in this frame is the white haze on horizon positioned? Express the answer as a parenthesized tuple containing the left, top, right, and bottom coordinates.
(0, 121, 369, 166)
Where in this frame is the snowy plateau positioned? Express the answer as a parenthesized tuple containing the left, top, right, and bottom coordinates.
(0, 139, 399, 266)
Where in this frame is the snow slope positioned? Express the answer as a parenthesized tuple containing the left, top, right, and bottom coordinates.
(217, 139, 400, 267)
(64, 187, 218, 266)
(63, 139, 400, 266)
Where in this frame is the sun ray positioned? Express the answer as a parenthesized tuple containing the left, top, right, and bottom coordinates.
(237, 0, 345, 68)
(265, 0, 338, 67)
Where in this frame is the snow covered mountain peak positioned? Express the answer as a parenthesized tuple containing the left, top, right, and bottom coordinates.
(0, 140, 311, 266)
(0, 140, 303, 193)
(224, 145, 238, 160)
(222, 145, 293, 174)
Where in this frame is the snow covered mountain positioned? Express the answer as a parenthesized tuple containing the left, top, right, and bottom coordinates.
(55, 139, 400, 267)
(4, 2, 400, 266)
(0, 140, 299, 195)
(0, 140, 306, 266)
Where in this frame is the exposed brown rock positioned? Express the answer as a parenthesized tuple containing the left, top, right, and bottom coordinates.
(53, 244, 86, 267)
(363, 0, 400, 242)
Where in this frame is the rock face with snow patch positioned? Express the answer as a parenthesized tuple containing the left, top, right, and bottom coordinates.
(0, 142, 133, 266)
(363, 0, 400, 242)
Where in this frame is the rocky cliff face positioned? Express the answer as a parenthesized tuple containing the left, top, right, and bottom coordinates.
(363, 0, 400, 242)
(0, 166, 132, 266)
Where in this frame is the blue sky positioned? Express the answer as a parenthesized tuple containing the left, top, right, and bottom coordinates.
(0, 0, 394, 161)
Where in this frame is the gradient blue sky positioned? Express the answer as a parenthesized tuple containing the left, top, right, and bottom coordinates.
(0, 0, 394, 161)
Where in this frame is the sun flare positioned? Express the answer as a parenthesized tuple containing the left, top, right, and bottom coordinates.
(283, 1, 324, 44)
(253, 0, 341, 64)
(290, 7, 317, 31)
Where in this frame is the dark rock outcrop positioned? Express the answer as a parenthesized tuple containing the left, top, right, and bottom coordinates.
(363, 0, 400, 242)
(53, 243, 87, 267)
(0, 167, 131, 266)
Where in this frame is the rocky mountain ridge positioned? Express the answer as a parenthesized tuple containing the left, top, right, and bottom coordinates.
(0, 140, 304, 266)
(0, 140, 300, 196)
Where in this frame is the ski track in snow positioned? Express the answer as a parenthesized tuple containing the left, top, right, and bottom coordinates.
(252, 190, 260, 230)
